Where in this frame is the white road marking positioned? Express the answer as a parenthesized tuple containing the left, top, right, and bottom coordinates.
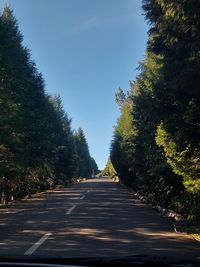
(87, 190, 90, 193)
(24, 233, 51, 255)
(66, 204, 76, 215)
(79, 195, 85, 200)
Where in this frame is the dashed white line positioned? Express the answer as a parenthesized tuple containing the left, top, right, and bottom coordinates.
(24, 233, 51, 255)
(87, 190, 90, 193)
(79, 195, 85, 200)
(66, 204, 76, 215)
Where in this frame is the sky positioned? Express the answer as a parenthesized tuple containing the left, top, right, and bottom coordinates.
(0, 0, 148, 170)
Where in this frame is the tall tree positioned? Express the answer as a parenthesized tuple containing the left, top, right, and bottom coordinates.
(108, 0, 200, 221)
(143, 0, 200, 196)
(111, 83, 138, 185)
(0, 7, 97, 203)
(73, 128, 93, 178)
(48, 95, 75, 184)
(102, 158, 116, 177)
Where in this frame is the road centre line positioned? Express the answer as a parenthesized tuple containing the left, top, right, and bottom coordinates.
(24, 233, 51, 255)
(66, 204, 76, 215)
(65, 188, 90, 214)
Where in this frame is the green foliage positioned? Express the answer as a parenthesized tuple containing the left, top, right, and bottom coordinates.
(90, 157, 99, 175)
(73, 128, 97, 178)
(0, 7, 97, 203)
(110, 0, 200, 222)
(111, 84, 138, 185)
(143, 0, 200, 194)
(102, 158, 116, 177)
(156, 123, 200, 194)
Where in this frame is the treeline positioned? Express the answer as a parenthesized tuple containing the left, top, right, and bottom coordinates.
(102, 158, 116, 177)
(0, 7, 98, 204)
(108, 0, 200, 222)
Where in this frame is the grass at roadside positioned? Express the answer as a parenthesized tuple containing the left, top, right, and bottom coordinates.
(0, 177, 88, 208)
(175, 225, 200, 241)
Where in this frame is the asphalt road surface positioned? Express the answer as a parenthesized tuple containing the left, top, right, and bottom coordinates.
(0, 177, 199, 261)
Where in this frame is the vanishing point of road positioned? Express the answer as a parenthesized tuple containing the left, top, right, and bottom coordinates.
(0, 177, 199, 260)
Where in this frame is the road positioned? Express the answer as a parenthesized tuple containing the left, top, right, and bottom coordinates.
(0, 177, 199, 261)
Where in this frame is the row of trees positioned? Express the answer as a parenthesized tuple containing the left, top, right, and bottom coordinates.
(0, 7, 98, 204)
(108, 0, 200, 222)
(101, 158, 116, 177)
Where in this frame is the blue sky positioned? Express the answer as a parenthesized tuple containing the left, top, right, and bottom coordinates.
(0, 0, 148, 169)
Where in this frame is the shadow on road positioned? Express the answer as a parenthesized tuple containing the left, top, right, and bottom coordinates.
(0, 178, 199, 259)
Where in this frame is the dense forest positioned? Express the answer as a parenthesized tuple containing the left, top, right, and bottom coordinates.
(106, 0, 200, 223)
(0, 7, 98, 204)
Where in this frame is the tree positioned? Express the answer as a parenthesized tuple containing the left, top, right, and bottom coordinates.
(108, 0, 200, 221)
(0, 6, 42, 201)
(143, 0, 200, 196)
(111, 57, 183, 206)
(46, 95, 75, 184)
(73, 128, 93, 178)
(102, 158, 116, 177)
(90, 157, 99, 175)
(0, 6, 97, 203)
(111, 84, 138, 185)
